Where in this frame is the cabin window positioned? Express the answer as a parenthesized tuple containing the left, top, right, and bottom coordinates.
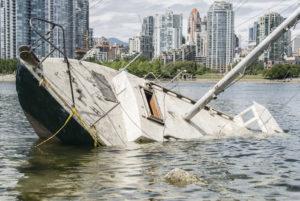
(143, 89, 163, 123)
(92, 71, 117, 102)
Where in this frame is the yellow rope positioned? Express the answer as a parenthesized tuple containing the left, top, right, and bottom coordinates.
(35, 108, 75, 148)
(73, 109, 99, 147)
(37, 78, 101, 147)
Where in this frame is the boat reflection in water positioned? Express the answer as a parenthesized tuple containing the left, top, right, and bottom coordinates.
(16, 143, 181, 200)
(15, 133, 300, 200)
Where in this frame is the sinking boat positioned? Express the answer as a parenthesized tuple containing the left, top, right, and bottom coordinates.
(16, 7, 300, 147)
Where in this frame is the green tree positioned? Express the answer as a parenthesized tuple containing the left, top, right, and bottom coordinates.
(263, 64, 300, 79)
(0, 59, 18, 74)
(245, 61, 264, 75)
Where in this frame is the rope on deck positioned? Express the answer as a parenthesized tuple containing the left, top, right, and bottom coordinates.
(35, 107, 76, 148)
(36, 78, 103, 147)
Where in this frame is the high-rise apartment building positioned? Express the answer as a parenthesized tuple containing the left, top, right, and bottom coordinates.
(248, 21, 258, 50)
(257, 12, 291, 65)
(46, 0, 89, 58)
(45, 0, 74, 58)
(153, 9, 183, 57)
(128, 35, 153, 59)
(75, 0, 89, 51)
(206, 1, 234, 73)
(129, 36, 141, 55)
(89, 28, 94, 48)
(142, 16, 154, 37)
(196, 16, 208, 64)
(292, 35, 300, 56)
(0, 0, 47, 58)
(128, 16, 155, 59)
(249, 22, 258, 44)
(187, 8, 201, 45)
(141, 16, 154, 59)
(0, 0, 89, 59)
(0, 0, 17, 59)
(0, 0, 4, 58)
(187, 8, 208, 65)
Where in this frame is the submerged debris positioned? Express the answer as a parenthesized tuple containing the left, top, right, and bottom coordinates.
(164, 168, 207, 187)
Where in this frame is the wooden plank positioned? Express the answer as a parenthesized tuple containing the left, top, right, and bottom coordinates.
(149, 95, 161, 119)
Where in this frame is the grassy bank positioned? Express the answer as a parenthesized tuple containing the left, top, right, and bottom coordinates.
(196, 73, 264, 80)
(197, 73, 261, 79)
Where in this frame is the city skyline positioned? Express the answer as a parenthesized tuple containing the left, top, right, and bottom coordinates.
(97, 4, 294, 72)
(89, 0, 300, 48)
(0, 0, 90, 59)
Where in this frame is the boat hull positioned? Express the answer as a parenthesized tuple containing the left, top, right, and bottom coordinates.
(16, 63, 95, 146)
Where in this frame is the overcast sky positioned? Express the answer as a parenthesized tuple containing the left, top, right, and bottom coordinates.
(89, 0, 300, 47)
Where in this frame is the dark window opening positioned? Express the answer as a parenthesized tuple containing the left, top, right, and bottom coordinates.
(144, 89, 163, 123)
(92, 71, 117, 102)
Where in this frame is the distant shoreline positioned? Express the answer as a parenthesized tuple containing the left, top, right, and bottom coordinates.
(1, 73, 300, 84)
(159, 76, 300, 84)
(193, 78, 300, 84)
(0, 74, 15, 82)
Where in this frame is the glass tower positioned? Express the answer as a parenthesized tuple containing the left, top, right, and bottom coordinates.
(257, 12, 291, 65)
(0, 0, 89, 59)
(153, 9, 183, 57)
(207, 1, 234, 73)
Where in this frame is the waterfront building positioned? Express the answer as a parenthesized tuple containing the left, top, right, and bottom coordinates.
(139, 35, 153, 59)
(292, 35, 300, 56)
(248, 21, 259, 51)
(0, 0, 49, 58)
(108, 44, 127, 61)
(206, 1, 234, 73)
(90, 37, 127, 62)
(129, 36, 141, 56)
(187, 8, 201, 45)
(160, 44, 197, 64)
(89, 37, 109, 62)
(141, 16, 154, 59)
(0, 0, 4, 58)
(257, 12, 291, 66)
(0, 0, 89, 59)
(76, 0, 89, 50)
(0, 0, 23, 59)
(129, 34, 153, 59)
(187, 8, 208, 65)
(46, 0, 89, 58)
(196, 16, 208, 65)
(249, 22, 258, 43)
(45, 0, 69, 57)
(142, 16, 154, 37)
(153, 9, 183, 57)
(128, 16, 154, 59)
(89, 28, 94, 48)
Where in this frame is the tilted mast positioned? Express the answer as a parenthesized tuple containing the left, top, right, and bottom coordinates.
(184, 6, 300, 121)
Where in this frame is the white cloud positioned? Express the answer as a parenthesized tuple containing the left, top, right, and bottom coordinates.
(89, 0, 300, 47)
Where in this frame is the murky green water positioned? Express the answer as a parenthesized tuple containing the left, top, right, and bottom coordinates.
(0, 82, 300, 200)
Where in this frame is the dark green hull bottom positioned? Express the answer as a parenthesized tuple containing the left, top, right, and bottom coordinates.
(16, 63, 95, 146)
